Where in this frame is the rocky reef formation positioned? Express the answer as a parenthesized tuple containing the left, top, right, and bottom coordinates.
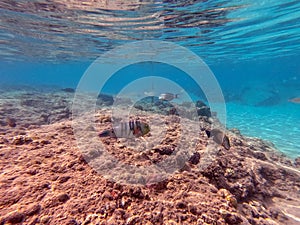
(0, 87, 114, 129)
(133, 97, 211, 118)
(0, 87, 299, 225)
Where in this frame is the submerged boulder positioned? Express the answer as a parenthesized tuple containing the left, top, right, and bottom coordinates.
(97, 93, 114, 106)
(133, 96, 174, 115)
(61, 88, 75, 93)
(196, 100, 211, 117)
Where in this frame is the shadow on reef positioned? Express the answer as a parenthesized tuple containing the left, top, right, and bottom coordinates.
(222, 79, 300, 107)
(223, 87, 281, 107)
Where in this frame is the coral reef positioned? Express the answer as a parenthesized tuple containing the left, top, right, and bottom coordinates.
(0, 87, 299, 225)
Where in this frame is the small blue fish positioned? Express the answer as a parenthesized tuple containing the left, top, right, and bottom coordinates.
(159, 93, 179, 101)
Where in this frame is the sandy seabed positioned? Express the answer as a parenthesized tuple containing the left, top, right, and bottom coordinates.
(0, 87, 300, 225)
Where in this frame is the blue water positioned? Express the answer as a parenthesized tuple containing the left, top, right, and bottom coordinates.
(1, 0, 300, 158)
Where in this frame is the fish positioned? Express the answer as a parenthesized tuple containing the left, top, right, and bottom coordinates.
(288, 97, 300, 104)
(159, 93, 179, 101)
(205, 129, 231, 150)
(99, 119, 150, 138)
(144, 91, 156, 96)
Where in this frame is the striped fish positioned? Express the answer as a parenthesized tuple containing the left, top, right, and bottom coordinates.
(99, 119, 150, 138)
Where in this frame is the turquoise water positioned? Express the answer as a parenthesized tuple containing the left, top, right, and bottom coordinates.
(1, 0, 300, 158)
(226, 102, 300, 158)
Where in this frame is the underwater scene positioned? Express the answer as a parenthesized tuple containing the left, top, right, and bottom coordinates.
(1, 0, 300, 224)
